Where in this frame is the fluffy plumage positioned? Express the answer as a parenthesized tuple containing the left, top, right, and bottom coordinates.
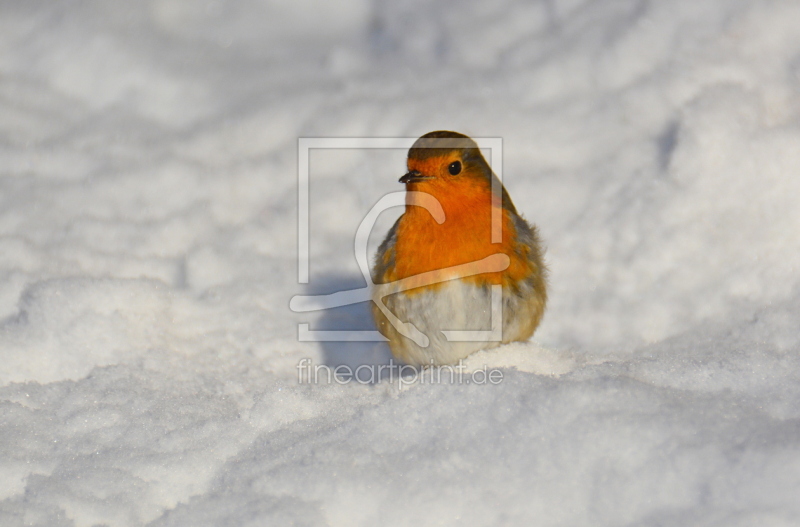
(372, 131, 547, 365)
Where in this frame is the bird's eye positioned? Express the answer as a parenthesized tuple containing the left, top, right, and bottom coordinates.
(448, 161, 462, 175)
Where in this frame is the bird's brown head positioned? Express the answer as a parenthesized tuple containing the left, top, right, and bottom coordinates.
(400, 131, 492, 189)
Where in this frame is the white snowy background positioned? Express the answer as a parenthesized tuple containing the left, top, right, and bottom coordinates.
(2, 0, 800, 525)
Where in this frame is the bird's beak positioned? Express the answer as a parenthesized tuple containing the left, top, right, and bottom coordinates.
(399, 170, 433, 184)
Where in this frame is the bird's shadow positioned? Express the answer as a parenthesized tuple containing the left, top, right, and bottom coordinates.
(299, 273, 394, 378)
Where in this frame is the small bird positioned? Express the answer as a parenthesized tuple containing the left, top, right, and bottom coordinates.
(372, 131, 547, 366)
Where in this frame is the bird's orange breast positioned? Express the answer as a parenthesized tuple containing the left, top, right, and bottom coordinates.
(382, 177, 534, 293)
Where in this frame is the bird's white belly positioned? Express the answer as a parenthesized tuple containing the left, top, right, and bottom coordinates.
(374, 279, 537, 366)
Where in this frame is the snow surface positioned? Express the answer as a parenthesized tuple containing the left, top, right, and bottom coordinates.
(2, 0, 800, 525)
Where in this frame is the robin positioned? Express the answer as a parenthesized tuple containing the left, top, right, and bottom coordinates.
(372, 131, 547, 366)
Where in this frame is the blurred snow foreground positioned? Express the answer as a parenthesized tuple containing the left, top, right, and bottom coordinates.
(1, 0, 800, 525)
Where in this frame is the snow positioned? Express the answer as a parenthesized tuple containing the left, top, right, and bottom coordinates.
(2, 0, 800, 525)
